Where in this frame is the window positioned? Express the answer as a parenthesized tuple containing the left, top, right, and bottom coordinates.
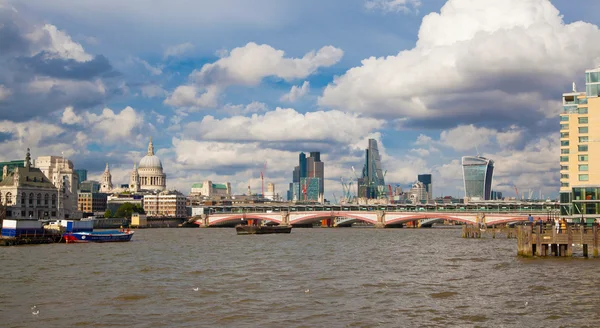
(21, 192, 25, 205)
(44, 194, 49, 205)
(561, 116, 569, 122)
(579, 155, 588, 161)
(579, 174, 589, 181)
(5, 192, 12, 205)
(561, 132, 569, 138)
(561, 182, 570, 187)
(579, 108, 588, 114)
(579, 127, 588, 133)
(561, 140, 569, 146)
(578, 145, 588, 152)
(560, 156, 569, 162)
(561, 174, 569, 179)
(560, 124, 569, 130)
(579, 117, 589, 124)
(579, 136, 589, 143)
(560, 165, 569, 171)
(29, 193, 33, 204)
(561, 149, 570, 154)
(579, 98, 588, 104)
(52, 194, 56, 207)
(579, 164, 589, 171)
(37, 193, 41, 205)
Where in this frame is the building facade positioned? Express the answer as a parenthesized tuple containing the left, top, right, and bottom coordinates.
(35, 155, 80, 219)
(190, 181, 232, 197)
(80, 180, 101, 193)
(78, 192, 108, 214)
(100, 163, 113, 193)
(358, 139, 386, 199)
(0, 160, 25, 182)
(143, 191, 187, 217)
(75, 169, 87, 186)
(461, 156, 494, 201)
(106, 195, 144, 215)
(0, 149, 59, 220)
(288, 152, 324, 202)
(417, 174, 433, 201)
(559, 67, 600, 220)
(408, 181, 428, 205)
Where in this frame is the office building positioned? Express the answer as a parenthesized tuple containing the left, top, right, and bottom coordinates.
(74, 169, 87, 186)
(144, 191, 187, 217)
(288, 152, 324, 202)
(417, 174, 433, 201)
(358, 139, 386, 199)
(0, 160, 25, 182)
(78, 192, 108, 214)
(80, 180, 101, 193)
(191, 181, 232, 197)
(461, 156, 494, 201)
(559, 67, 600, 219)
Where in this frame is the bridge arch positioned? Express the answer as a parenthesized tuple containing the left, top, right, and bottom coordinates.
(291, 212, 377, 225)
(385, 214, 474, 226)
(209, 214, 282, 226)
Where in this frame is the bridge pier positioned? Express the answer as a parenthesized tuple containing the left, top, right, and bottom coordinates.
(375, 211, 386, 229)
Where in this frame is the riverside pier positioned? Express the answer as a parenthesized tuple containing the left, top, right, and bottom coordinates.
(517, 224, 600, 257)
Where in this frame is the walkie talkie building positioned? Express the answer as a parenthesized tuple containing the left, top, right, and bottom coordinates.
(461, 156, 494, 200)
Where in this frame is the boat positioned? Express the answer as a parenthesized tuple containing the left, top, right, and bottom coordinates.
(63, 230, 134, 243)
(235, 224, 292, 235)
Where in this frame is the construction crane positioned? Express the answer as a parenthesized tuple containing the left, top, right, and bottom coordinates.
(332, 192, 338, 204)
(513, 185, 520, 200)
(261, 161, 267, 198)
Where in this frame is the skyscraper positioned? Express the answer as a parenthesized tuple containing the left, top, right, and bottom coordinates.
(559, 67, 600, 219)
(75, 169, 88, 183)
(358, 139, 386, 199)
(461, 156, 494, 200)
(417, 174, 432, 201)
(288, 152, 324, 202)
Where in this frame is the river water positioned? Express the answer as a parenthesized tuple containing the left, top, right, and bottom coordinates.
(2, 227, 600, 327)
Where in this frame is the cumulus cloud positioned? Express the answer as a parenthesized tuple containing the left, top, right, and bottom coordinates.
(0, 5, 117, 121)
(0, 119, 70, 160)
(280, 81, 310, 102)
(163, 42, 193, 58)
(321, 0, 600, 130)
(223, 101, 269, 115)
(0, 85, 12, 100)
(60, 106, 145, 141)
(165, 42, 343, 110)
(131, 57, 162, 75)
(183, 108, 384, 144)
(140, 84, 167, 98)
(365, 0, 421, 14)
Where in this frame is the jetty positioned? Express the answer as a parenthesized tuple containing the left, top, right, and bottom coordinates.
(517, 224, 600, 257)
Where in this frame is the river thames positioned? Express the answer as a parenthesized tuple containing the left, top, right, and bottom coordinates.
(2, 227, 600, 327)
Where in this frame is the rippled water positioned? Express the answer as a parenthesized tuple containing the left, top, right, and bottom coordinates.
(2, 227, 600, 327)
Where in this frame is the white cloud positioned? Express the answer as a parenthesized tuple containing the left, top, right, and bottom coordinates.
(165, 42, 343, 110)
(183, 108, 384, 143)
(320, 0, 600, 123)
(164, 42, 194, 58)
(164, 85, 219, 109)
(223, 101, 269, 115)
(140, 84, 167, 98)
(365, 0, 421, 14)
(60, 106, 145, 141)
(132, 57, 163, 75)
(280, 81, 310, 102)
(0, 85, 12, 101)
(0, 119, 70, 160)
(26, 24, 93, 62)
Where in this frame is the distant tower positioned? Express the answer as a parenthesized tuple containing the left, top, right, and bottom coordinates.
(461, 156, 494, 200)
(100, 163, 113, 192)
(129, 163, 140, 192)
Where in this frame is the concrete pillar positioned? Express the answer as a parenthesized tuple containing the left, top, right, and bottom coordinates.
(280, 211, 290, 226)
(566, 225, 573, 257)
(535, 225, 542, 256)
(375, 211, 385, 229)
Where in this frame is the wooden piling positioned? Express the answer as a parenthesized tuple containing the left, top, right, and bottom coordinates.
(517, 223, 600, 258)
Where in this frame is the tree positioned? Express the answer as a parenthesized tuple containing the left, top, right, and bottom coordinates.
(115, 202, 145, 219)
(104, 209, 112, 218)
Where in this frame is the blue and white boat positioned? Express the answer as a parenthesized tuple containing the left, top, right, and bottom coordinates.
(63, 230, 134, 243)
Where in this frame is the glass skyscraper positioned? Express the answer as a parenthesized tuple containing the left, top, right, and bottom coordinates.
(461, 156, 494, 200)
(358, 139, 386, 199)
(288, 152, 324, 202)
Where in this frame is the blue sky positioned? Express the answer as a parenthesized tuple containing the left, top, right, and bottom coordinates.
(1, 0, 600, 200)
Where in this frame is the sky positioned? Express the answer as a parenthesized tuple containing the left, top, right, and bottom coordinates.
(1, 0, 600, 201)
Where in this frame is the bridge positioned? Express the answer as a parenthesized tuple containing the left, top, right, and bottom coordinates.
(193, 202, 559, 228)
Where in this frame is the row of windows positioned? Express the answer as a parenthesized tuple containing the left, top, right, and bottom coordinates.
(0, 192, 57, 207)
(560, 155, 588, 162)
(560, 165, 588, 171)
(561, 145, 589, 152)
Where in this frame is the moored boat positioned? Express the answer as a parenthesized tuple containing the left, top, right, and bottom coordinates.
(63, 230, 134, 243)
(235, 224, 292, 235)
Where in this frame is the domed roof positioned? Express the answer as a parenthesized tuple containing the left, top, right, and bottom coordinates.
(139, 138, 163, 169)
(139, 155, 163, 169)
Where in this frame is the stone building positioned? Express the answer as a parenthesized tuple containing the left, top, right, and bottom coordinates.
(0, 149, 59, 220)
(144, 191, 187, 218)
(190, 181, 231, 197)
(35, 155, 80, 219)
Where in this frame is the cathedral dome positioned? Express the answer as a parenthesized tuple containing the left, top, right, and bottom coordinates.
(139, 155, 162, 169)
(139, 138, 163, 169)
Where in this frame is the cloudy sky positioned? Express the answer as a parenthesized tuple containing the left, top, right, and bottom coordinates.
(1, 0, 600, 201)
